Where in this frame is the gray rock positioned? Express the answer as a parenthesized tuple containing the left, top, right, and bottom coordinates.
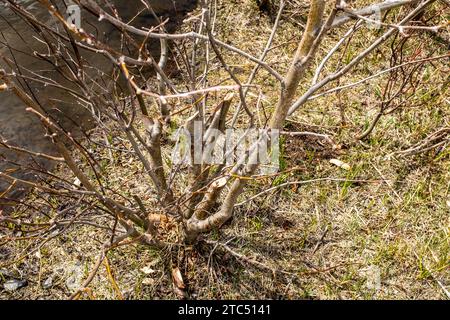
(3, 279, 28, 292)
(42, 277, 53, 290)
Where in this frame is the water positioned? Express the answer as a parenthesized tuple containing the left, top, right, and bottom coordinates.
(0, 0, 197, 208)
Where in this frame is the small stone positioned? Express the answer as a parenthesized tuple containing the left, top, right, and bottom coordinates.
(42, 277, 53, 289)
(73, 178, 81, 187)
(329, 158, 351, 171)
(4, 279, 28, 292)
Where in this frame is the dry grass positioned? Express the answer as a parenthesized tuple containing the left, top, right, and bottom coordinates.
(1, 0, 449, 299)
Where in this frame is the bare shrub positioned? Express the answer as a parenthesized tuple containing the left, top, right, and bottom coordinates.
(0, 0, 447, 298)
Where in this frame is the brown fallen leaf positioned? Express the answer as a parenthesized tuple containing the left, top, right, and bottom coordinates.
(172, 267, 185, 289)
(148, 214, 168, 225)
(171, 267, 187, 299)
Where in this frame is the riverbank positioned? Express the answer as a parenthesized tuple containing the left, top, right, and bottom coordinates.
(0, 0, 197, 208)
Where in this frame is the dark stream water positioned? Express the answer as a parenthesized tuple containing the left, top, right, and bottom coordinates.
(0, 0, 197, 208)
